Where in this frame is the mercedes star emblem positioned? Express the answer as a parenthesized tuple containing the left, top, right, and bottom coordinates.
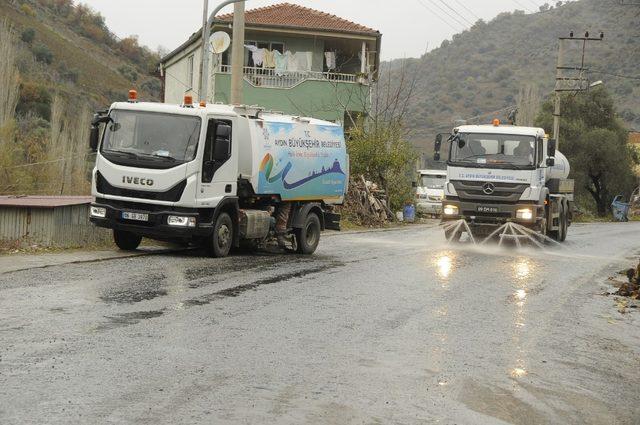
(482, 182, 495, 195)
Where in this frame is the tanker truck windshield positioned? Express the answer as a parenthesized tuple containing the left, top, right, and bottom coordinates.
(449, 133, 535, 169)
(101, 110, 201, 167)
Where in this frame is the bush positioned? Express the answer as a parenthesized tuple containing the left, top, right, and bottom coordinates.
(20, 4, 36, 16)
(141, 78, 162, 98)
(16, 83, 53, 121)
(21, 28, 36, 44)
(58, 61, 79, 83)
(32, 43, 54, 65)
(117, 65, 138, 82)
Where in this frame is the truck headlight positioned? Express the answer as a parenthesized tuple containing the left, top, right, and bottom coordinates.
(443, 205, 459, 216)
(90, 206, 106, 218)
(516, 208, 533, 220)
(167, 215, 196, 227)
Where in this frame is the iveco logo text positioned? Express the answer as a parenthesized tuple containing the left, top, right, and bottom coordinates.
(482, 182, 495, 195)
(122, 176, 154, 186)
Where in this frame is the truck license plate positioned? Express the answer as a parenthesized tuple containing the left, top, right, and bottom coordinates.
(121, 211, 148, 221)
(477, 206, 499, 213)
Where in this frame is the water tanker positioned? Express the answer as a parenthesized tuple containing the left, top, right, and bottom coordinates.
(433, 123, 574, 242)
(87, 94, 348, 257)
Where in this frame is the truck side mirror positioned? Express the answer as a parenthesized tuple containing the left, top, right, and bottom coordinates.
(546, 157, 555, 167)
(216, 123, 231, 139)
(548, 138, 557, 157)
(412, 181, 417, 188)
(434, 133, 442, 152)
(89, 125, 99, 152)
(434, 152, 441, 162)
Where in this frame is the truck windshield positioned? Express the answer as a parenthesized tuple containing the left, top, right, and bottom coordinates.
(449, 133, 535, 168)
(101, 110, 201, 163)
(420, 175, 446, 189)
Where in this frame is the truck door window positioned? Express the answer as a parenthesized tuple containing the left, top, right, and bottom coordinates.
(202, 119, 232, 183)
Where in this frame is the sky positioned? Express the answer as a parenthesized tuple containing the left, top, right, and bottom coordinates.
(79, 0, 550, 60)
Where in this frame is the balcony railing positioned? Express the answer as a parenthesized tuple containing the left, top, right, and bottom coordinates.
(216, 65, 363, 89)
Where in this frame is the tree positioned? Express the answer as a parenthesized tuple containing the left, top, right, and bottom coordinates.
(535, 87, 637, 216)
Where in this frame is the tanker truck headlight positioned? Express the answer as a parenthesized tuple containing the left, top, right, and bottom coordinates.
(167, 215, 196, 227)
(516, 208, 533, 221)
(90, 206, 106, 218)
(443, 205, 459, 216)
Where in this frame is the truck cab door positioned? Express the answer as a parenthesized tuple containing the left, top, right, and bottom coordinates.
(197, 118, 237, 207)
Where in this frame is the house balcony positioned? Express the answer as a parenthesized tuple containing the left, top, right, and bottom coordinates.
(216, 65, 368, 89)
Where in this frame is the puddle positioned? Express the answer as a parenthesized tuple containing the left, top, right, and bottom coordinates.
(183, 262, 343, 306)
(94, 310, 165, 331)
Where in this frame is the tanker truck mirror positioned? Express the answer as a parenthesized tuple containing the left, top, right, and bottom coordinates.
(434, 152, 441, 162)
(548, 139, 557, 157)
(546, 157, 555, 167)
(89, 125, 99, 151)
(434, 134, 442, 151)
(213, 139, 230, 161)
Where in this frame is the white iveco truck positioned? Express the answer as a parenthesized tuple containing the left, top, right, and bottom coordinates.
(433, 121, 573, 242)
(88, 92, 347, 257)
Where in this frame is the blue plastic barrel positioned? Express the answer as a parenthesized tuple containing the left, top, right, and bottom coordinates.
(403, 204, 416, 222)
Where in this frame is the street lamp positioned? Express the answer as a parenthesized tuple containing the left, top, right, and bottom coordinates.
(199, 0, 247, 103)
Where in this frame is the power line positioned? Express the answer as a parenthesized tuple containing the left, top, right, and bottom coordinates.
(414, 0, 460, 31)
(424, 0, 470, 29)
(437, 0, 475, 27)
(451, 0, 481, 21)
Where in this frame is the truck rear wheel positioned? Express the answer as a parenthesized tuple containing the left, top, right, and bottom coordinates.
(206, 212, 233, 258)
(295, 213, 321, 255)
(113, 229, 142, 251)
(558, 205, 568, 242)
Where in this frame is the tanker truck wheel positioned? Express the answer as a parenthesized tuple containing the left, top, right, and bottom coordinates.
(295, 213, 321, 255)
(113, 229, 142, 251)
(206, 212, 233, 258)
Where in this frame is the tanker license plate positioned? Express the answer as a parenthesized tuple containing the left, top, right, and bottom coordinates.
(477, 206, 499, 213)
(122, 211, 148, 221)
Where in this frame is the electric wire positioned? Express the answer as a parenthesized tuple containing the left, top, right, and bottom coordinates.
(437, 0, 475, 27)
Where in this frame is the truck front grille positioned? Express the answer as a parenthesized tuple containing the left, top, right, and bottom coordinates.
(451, 180, 528, 203)
(97, 172, 186, 202)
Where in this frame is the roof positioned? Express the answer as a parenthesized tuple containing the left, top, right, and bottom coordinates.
(160, 2, 380, 65)
(216, 3, 379, 35)
(455, 125, 545, 137)
(0, 196, 94, 208)
(109, 101, 339, 126)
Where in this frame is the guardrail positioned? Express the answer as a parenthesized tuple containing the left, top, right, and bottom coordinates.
(217, 65, 362, 89)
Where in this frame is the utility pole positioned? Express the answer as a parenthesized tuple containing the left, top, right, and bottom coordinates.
(198, 0, 209, 98)
(199, 0, 247, 104)
(552, 31, 604, 147)
(230, 1, 245, 105)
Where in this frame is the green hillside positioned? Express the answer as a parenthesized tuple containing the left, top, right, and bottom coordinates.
(385, 0, 639, 150)
(0, 0, 162, 196)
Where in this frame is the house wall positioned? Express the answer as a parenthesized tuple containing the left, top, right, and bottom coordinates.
(212, 73, 368, 122)
(164, 41, 202, 103)
(0, 205, 110, 248)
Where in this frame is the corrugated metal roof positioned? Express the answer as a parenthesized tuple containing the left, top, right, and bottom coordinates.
(0, 196, 94, 208)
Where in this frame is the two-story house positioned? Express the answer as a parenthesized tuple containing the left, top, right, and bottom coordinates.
(158, 2, 381, 124)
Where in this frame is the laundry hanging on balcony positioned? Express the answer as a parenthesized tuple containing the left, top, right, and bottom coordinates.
(244, 44, 265, 67)
(263, 50, 276, 68)
(273, 50, 287, 76)
(286, 51, 312, 72)
(324, 51, 336, 70)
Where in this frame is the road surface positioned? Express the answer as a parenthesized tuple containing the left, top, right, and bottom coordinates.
(1, 223, 639, 424)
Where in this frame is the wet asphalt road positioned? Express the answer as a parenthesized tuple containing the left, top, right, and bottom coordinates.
(1, 223, 640, 424)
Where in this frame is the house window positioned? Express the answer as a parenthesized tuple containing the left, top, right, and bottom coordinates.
(187, 54, 194, 89)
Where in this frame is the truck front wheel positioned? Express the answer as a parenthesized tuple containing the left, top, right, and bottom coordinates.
(206, 212, 233, 258)
(295, 213, 321, 255)
(113, 229, 142, 251)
